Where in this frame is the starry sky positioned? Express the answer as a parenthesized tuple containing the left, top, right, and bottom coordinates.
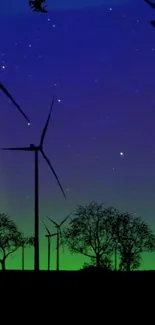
(0, 0, 155, 270)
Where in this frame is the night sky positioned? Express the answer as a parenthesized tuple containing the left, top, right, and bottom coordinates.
(0, 0, 155, 270)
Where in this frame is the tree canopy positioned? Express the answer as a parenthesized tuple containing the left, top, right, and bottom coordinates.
(113, 212, 155, 271)
(0, 213, 23, 270)
(63, 201, 155, 271)
(63, 201, 117, 268)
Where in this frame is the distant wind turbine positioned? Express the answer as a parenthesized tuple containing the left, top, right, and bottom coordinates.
(0, 81, 30, 125)
(42, 221, 57, 271)
(2, 97, 66, 271)
(46, 213, 72, 271)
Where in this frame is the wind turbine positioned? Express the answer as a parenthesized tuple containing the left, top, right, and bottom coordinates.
(46, 213, 72, 271)
(42, 221, 57, 271)
(0, 81, 30, 125)
(1, 97, 66, 271)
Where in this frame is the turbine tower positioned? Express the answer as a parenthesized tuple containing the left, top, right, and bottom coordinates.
(42, 221, 57, 271)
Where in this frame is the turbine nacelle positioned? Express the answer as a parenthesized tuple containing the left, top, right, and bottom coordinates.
(45, 233, 57, 238)
(30, 144, 41, 150)
(46, 213, 72, 231)
(30, 144, 37, 149)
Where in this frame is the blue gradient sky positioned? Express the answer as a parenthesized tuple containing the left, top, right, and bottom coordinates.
(0, 0, 155, 270)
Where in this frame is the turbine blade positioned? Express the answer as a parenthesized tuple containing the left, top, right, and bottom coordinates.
(39, 97, 54, 147)
(144, 0, 155, 8)
(60, 212, 72, 226)
(0, 82, 30, 125)
(41, 150, 66, 200)
(50, 233, 57, 237)
(1, 147, 31, 151)
(150, 20, 155, 27)
(45, 233, 57, 238)
(42, 220, 51, 235)
(46, 216, 58, 227)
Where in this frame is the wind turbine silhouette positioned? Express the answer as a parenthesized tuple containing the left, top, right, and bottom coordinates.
(46, 213, 72, 271)
(42, 221, 57, 271)
(0, 81, 30, 125)
(2, 97, 66, 271)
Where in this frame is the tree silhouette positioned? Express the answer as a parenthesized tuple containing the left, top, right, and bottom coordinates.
(113, 212, 155, 271)
(63, 201, 116, 268)
(29, 0, 48, 13)
(0, 213, 23, 270)
(82, 255, 113, 271)
(20, 236, 34, 270)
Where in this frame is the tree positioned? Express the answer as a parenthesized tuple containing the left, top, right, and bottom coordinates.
(63, 201, 117, 268)
(0, 213, 23, 270)
(20, 236, 34, 270)
(82, 255, 113, 271)
(113, 212, 155, 271)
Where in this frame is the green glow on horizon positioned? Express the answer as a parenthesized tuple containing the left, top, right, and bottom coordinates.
(4, 245, 155, 271)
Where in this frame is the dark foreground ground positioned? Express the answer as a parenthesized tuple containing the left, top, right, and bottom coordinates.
(0, 270, 153, 317)
(1, 269, 154, 292)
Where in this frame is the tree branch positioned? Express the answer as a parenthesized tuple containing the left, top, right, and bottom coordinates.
(5, 246, 20, 258)
(71, 245, 95, 258)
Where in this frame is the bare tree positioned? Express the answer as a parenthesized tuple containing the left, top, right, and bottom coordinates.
(20, 236, 34, 270)
(0, 213, 23, 270)
(113, 212, 155, 271)
(63, 201, 117, 268)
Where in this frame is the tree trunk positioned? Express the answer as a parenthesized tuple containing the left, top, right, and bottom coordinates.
(126, 261, 131, 271)
(1, 258, 6, 270)
(96, 254, 100, 268)
(114, 246, 117, 271)
(22, 246, 25, 270)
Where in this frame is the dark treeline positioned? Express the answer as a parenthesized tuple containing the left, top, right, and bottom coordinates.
(1, 201, 155, 271)
(62, 201, 155, 272)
